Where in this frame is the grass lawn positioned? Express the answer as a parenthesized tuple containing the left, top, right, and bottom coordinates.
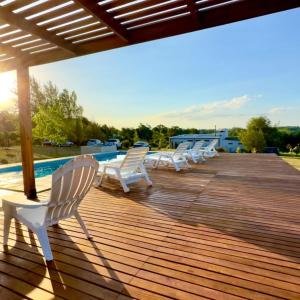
(0, 145, 81, 164)
(282, 156, 300, 171)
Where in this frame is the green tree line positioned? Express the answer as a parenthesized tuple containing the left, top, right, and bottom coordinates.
(0, 79, 299, 152)
(0, 79, 199, 149)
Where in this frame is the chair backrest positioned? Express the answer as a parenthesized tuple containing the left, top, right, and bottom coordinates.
(192, 141, 205, 151)
(47, 155, 99, 225)
(173, 142, 190, 159)
(120, 147, 149, 174)
(208, 139, 218, 150)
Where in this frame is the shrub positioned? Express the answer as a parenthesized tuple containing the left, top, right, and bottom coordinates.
(293, 144, 300, 155)
(0, 159, 8, 164)
(236, 147, 242, 153)
(286, 144, 293, 153)
(216, 147, 226, 152)
(121, 139, 130, 149)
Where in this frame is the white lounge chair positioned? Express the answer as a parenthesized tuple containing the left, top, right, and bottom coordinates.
(98, 147, 152, 193)
(2, 155, 99, 261)
(185, 141, 206, 163)
(199, 139, 219, 158)
(145, 142, 191, 172)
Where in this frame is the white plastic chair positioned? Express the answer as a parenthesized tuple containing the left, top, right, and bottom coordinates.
(145, 142, 191, 171)
(185, 141, 206, 163)
(98, 147, 152, 193)
(2, 155, 99, 261)
(199, 139, 219, 158)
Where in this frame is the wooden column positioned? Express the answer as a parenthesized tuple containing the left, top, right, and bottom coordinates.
(17, 64, 37, 199)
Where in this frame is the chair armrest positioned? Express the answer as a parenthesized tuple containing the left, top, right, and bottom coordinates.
(2, 197, 48, 208)
(99, 161, 121, 169)
(102, 165, 121, 173)
(159, 153, 174, 159)
(106, 161, 122, 167)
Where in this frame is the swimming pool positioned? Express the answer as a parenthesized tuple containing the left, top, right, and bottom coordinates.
(0, 151, 127, 179)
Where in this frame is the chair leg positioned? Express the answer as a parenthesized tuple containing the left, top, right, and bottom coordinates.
(153, 156, 162, 169)
(3, 215, 12, 246)
(98, 173, 106, 187)
(140, 164, 152, 186)
(36, 227, 53, 261)
(75, 211, 92, 240)
(185, 159, 191, 169)
(120, 179, 130, 193)
(115, 170, 130, 192)
(171, 158, 180, 171)
(2, 202, 13, 246)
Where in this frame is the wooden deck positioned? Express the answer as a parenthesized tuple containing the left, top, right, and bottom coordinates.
(1, 153, 300, 299)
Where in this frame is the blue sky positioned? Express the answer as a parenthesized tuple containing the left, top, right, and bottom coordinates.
(1, 8, 300, 129)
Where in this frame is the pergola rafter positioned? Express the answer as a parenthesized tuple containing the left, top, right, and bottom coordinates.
(74, 0, 129, 42)
(0, 0, 299, 198)
(0, 5, 78, 56)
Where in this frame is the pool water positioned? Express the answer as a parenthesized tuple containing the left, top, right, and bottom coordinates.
(0, 151, 127, 179)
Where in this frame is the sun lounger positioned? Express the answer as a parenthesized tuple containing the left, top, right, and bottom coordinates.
(145, 142, 191, 171)
(97, 147, 152, 193)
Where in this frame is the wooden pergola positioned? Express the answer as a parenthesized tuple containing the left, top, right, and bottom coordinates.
(0, 0, 299, 199)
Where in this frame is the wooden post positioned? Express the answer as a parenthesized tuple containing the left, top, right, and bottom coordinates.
(17, 64, 37, 199)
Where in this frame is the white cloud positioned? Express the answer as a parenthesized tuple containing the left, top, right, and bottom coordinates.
(142, 95, 253, 128)
(152, 95, 251, 120)
(268, 106, 292, 114)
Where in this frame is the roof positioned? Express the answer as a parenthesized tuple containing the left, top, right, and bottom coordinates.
(0, 0, 299, 73)
(170, 134, 220, 139)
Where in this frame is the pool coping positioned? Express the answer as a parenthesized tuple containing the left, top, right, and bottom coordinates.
(0, 154, 78, 170)
(0, 150, 128, 171)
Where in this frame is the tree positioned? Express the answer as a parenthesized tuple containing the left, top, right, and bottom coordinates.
(229, 127, 245, 138)
(120, 128, 135, 147)
(0, 111, 18, 146)
(136, 123, 152, 142)
(246, 116, 280, 147)
(30, 77, 46, 114)
(33, 105, 68, 144)
(167, 126, 184, 137)
(31, 81, 84, 144)
(152, 125, 168, 149)
(133, 130, 140, 143)
(239, 118, 267, 152)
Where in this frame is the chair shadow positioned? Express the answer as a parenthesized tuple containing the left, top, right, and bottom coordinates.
(95, 164, 300, 265)
(0, 220, 46, 297)
(1, 218, 130, 299)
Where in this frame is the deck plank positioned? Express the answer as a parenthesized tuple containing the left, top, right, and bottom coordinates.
(1, 153, 300, 299)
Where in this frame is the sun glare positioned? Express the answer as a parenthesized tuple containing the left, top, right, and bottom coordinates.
(0, 71, 15, 108)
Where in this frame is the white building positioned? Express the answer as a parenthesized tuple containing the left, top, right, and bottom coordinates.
(169, 129, 243, 153)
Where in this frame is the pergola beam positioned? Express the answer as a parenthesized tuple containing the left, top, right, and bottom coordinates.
(74, 0, 129, 42)
(130, 0, 300, 42)
(0, 7, 78, 55)
(16, 64, 36, 199)
(0, 43, 25, 59)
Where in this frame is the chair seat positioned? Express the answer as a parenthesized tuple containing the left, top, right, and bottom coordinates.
(103, 167, 144, 179)
(15, 205, 48, 230)
(146, 154, 185, 163)
(146, 153, 171, 160)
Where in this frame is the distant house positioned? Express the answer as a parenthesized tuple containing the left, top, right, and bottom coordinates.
(169, 129, 243, 153)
